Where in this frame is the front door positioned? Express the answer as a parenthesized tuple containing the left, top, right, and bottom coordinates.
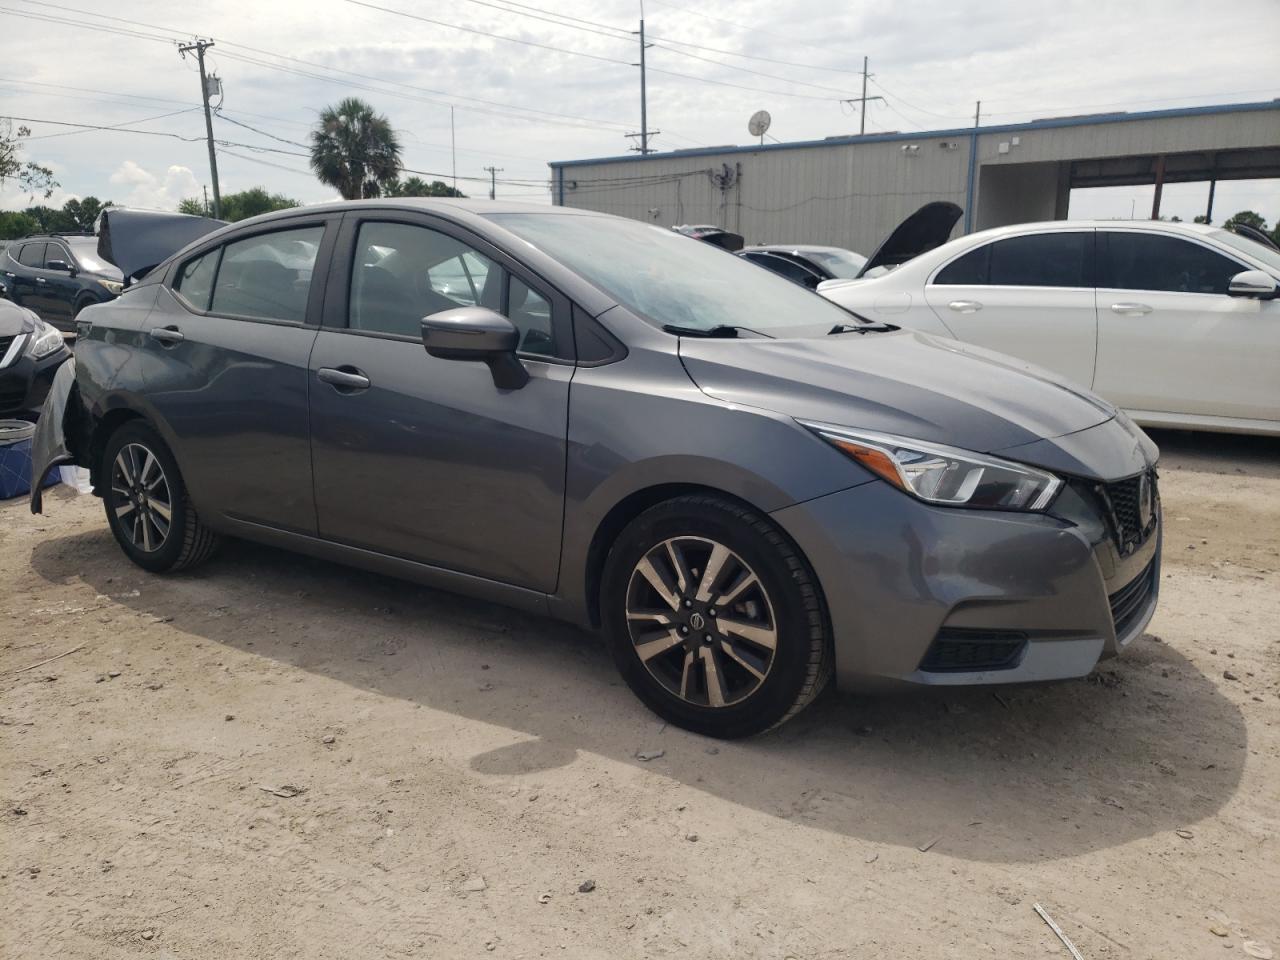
(139, 218, 336, 533)
(1093, 230, 1280, 421)
(308, 213, 573, 592)
(40, 241, 78, 327)
(923, 230, 1098, 389)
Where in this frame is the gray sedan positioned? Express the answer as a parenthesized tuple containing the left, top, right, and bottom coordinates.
(32, 200, 1160, 738)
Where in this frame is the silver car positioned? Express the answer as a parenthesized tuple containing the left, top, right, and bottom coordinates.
(32, 201, 1161, 738)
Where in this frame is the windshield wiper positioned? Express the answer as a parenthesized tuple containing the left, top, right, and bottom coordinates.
(827, 321, 898, 335)
(662, 323, 774, 339)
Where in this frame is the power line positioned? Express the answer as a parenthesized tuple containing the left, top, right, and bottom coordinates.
(19, 106, 199, 140)
(4, 1, 637, 133)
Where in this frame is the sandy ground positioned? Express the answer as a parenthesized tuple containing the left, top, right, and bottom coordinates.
(2, 428, 1277, 959)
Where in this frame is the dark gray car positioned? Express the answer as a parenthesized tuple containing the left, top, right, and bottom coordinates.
(31, 200, 1161, 738)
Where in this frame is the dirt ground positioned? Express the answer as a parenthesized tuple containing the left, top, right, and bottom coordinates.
(2, 428, 1277, 959)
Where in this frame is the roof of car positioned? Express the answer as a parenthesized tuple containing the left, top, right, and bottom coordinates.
(967, 219, 1222, 240)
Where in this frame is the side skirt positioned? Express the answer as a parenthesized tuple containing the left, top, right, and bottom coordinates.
(216, 515, 556, 620)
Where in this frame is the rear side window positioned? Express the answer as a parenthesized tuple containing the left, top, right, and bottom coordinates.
(18, 242, 46, 268)
(935, 233, 1091, 287)
(1100, 232, 1243, 294)
(934, 245, 989, 285)
(174, 248, 221, 310)
(210, 226, 323, 322)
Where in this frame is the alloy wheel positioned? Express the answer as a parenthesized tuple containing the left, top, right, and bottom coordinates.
(110, 442, 173, 553)
(624, 536, 778, 708)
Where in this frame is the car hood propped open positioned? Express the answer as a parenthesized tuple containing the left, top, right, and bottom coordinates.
(856, 200, 963, 277)
(97, 208, 226, 283)
(678, 328, 1117, 457)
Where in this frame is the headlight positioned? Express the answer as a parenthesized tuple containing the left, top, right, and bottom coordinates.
(802, 422, 1062, 511)
(26, 321, 65, 360)
(98, 278, 123, 296)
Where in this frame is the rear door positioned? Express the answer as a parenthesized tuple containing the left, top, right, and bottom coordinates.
(923, 230, 1098, 388)
(307, 210, 573, 591)
(1093, 230, 1278, 420)
(142, 214, 339, 533)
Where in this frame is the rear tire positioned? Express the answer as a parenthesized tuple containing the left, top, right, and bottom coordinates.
(601, 495, 831, 739)
(101, 421, 220, 573)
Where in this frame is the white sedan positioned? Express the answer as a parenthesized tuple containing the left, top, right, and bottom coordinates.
(819, 219, 1280, 436)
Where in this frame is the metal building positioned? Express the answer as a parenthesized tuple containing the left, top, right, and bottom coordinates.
(548, 101, 1280, 253)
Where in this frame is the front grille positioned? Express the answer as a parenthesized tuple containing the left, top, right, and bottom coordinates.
(0, 334, 16, 368)
(1097, 470, 1159, 556)
(919, 629, 1028, 673)
(1109, 560, 1156, 638)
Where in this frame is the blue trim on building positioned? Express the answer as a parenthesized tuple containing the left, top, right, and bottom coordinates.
(549, 100, 1280, 170)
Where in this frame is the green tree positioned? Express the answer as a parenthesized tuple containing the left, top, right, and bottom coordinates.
(1223, 210, 1267, 232)
(309, 98, 402, 200)
(0, 210, 39, 240)
(383, 176, 465, 198)
(177, 187, 299, 222)
(0, 119, 58, 199)
(1193, 214, 1211, 225)
(61, 196, 112, 232)
(22, 205, 73, 233)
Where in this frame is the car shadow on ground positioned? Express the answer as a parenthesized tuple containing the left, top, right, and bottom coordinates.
(31, 525, 1247, 866)
(1148, 427, 1280, 478)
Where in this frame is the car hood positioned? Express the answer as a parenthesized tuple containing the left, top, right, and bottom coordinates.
(0, 298, 38, 337)
(856, 200, 962, 277)
(678, 328, 1117, 457)
(98, 208, 226, 282)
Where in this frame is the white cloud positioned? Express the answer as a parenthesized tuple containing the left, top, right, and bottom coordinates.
(108, 161, 201, 212)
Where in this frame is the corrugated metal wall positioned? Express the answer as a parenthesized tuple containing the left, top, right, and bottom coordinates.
(551, 105, 1280, 254)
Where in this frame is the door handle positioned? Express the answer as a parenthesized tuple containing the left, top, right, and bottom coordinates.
(1110, 302, 1152, 316)
(317, 366, 371, 392)
(149, 325, 185, 344)
(35, 277, 47, 285)
(948, 299, 983, 313)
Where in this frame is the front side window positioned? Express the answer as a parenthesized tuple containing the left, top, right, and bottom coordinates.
(1101, 232, 1244, 295)
(174, 248, 221, 311)
(508, 276, 554, 356)
(209, 225, 323, 322)
(349, 221, 503, 338)
(17, 242, 46, 268)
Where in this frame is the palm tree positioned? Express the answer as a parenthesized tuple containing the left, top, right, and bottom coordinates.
(309, 98, 402, 200)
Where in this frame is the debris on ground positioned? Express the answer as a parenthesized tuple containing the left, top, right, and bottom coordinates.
(258, 784, 306, 799)
(578, 880, 596, 893)
(635, 749, 664, 762)
(917, 836, 941, 853)
(462, 876, 487, 892)
(1033, 903, 1085, 960)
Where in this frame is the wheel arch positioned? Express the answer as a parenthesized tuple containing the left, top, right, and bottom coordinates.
(578, 481, 826, 632)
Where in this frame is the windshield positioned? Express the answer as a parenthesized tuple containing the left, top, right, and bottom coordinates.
(803, 248, 867, 279)
(489, 213, 859, 334)
(68, 239, 123, 278)
(1211, 229, 1280, 274)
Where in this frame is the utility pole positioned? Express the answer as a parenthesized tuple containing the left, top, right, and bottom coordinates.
(841, 57, 884, 136)
(202, 184, 210, 217)
(625, 19, 657, 154)
(484, 166, 503, 200)
(179, 39, 222, 220)
(450, 106, 457, 195)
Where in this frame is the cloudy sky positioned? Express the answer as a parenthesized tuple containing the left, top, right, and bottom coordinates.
(1, 0, 1278, 225)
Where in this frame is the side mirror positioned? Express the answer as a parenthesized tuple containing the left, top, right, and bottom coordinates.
(1227, 270, 1279, 300)
(421, 306, 529, 390)
(45, 259, 75, 275)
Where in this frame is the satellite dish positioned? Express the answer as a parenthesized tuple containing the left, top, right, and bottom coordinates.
(748, 110, 771, 143)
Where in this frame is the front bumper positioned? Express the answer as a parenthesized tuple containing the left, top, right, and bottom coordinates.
(0, 343, 71, 415)
(771, 476, 1160, 691)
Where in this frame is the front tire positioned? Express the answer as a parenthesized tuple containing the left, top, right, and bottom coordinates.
(601, 495, 831, 738)
(101, 422, 220, 573)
